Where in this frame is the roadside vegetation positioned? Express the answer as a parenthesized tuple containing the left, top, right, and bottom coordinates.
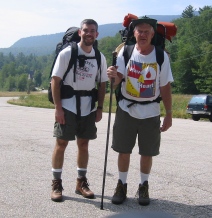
(3, 91, 192, 119)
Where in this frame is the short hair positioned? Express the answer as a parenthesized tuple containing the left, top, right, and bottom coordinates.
(134, 24, 154, 33)
(80, 19, 98, 31)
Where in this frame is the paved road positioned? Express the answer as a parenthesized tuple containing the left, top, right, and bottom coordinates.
(0, 97, 211, 218)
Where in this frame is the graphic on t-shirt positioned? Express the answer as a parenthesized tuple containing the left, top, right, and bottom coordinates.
(76, 60, 95, 81)
(126, 60, 157, 98)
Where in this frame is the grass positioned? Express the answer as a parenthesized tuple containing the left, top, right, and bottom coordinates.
(0, 91, 31, 97)
(104, 92, 192, 119)
(4, 91, 55, 109)
(3, 91, 192, 119)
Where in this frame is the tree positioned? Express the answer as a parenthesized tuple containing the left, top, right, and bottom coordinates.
(199, 6, 212, 14)
(182, 5, 196, 18)
(0, 63, 13, 86)
(17, 74, 28, 91)
(4, 75, 16, 91)
(0, 53, 5, 69)
(34, 71, 42, 87)
(194, 42, 212, 93)
(172, 48, 199, 94)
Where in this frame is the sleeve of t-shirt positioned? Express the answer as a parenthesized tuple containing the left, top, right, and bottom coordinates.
(51, 46, 72, 79)
(159, 51, 174, 87)
(116, 46, 125, 76)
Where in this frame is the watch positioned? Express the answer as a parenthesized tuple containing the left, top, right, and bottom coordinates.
(97, 106, 103, 110)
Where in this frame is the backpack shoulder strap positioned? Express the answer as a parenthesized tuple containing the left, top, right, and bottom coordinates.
(93, 47, 102, 84)
(123, 44, 135, 67)
(115, 44, 134, 103)
(93, 47, 101, 70)
(49, 42, 78, 82)
(123, 45, 164, 71)
(155, 46, 164, 71)
(66, 43, 101, 83)
(62, 41, 78, 82)
(49, 55, 58, 79)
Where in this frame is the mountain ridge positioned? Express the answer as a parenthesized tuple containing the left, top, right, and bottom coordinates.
(0, 15, 181, 55)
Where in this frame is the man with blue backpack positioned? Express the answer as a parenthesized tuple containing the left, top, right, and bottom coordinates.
(50, 19, 108, 202)
(107, 16, 174, 206)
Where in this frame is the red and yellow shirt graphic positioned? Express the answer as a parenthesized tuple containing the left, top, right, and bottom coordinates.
(126, 60, 157, 99)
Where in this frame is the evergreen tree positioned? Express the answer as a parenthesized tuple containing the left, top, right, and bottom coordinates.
(182, 5, 196, 18)
(199, 6, 212, 14)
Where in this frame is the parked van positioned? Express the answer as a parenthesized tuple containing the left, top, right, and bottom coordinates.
(186, 94, 212, 121)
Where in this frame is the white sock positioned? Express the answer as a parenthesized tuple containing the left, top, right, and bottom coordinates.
(140, 172, 149, 184)
(119, 171, 128, 184)
(52, 168, 62, 172)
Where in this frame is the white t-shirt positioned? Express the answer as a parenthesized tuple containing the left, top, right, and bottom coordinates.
(52, 43, 108, 116)
(117, 46, 174, 119)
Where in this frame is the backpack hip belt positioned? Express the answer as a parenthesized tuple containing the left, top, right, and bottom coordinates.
(73, 88, 98, 118)
(60, 84, 97, 118)
(120, 92, 162, 108)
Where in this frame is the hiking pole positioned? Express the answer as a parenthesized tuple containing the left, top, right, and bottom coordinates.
(100, 51, 117, 210)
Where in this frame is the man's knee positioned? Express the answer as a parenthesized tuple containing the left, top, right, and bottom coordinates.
(77, 139, 89, 150)
(119, 153, 130, 161)
(141, 155, 152, 161)
(56, 138, 68, 151)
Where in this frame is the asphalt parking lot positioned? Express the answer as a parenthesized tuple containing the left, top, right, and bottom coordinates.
(0, 97, 211, 218)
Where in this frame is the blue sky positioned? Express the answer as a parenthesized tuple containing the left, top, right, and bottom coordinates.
(0, 0, 211, 48)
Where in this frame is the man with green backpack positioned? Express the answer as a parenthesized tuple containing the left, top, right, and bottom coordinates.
(107, 16, 174, 206)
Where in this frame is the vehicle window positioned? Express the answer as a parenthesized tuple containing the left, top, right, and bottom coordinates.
(207, 96, 212, 104)
(189, 96, 206, 104)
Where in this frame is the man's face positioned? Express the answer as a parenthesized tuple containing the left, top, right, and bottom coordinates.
(134, 23, 155, 46)
(79, 24, 99, 46)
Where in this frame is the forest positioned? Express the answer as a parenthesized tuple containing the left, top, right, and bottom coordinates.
(0, 5, 211, 94)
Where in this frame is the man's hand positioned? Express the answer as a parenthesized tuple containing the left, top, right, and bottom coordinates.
(51, 76, 65, 124)
(107, 66, 123, 89)
(107, 66, 117, 79)
(160, 113, 172, 132)
(95, 109, 102, 122)
(55, 108, 65, 124)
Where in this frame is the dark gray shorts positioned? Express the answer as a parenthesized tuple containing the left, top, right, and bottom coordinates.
(53, 108, 97, 141)
(112, 107, 161, 156)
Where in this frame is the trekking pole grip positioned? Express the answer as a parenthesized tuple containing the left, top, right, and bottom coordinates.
(111, 51, 117, 85)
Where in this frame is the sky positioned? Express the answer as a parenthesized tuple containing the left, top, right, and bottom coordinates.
(0, 0, 211, 48)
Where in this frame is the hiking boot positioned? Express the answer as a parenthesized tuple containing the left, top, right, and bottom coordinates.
(51, 179, 63, 202)
(111, 179, 127, 205)
(137, 181, 150, 206)
(75, 177, 94, 199)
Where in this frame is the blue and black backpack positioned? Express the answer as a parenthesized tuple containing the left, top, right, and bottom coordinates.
(48, 27, 101, 105)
